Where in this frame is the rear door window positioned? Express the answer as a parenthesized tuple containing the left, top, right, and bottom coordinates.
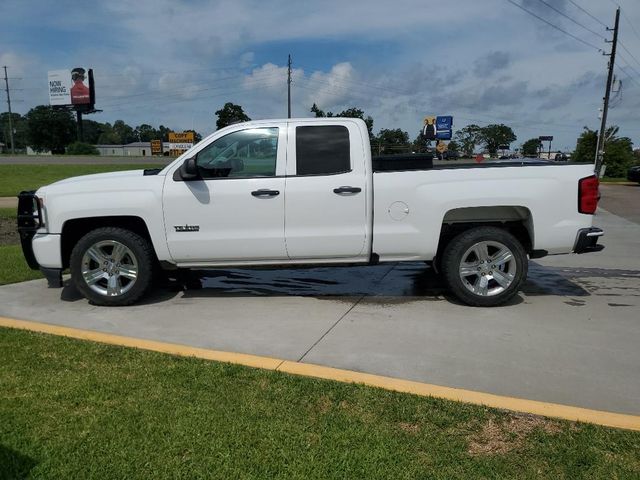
(295, 125, 350, 176)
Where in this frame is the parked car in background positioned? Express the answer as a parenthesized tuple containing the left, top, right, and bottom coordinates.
(628, 165, 640, 183)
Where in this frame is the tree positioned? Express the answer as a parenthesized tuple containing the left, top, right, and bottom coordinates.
(0, 112, 28, 150)
(311, 103, 329, 118)
(96, 123, 119, 144)
(215, 103, 250, 130)
(112, 120, 136, 144)
(447, 140, 460, 153)
(184, 129, 203, 143)
(478, 124, 516, 157)
(309, 104, 374, 138)
(337, 107, 374, 138)
(411, 130, 432, 153)
(373, 128, 409, 154)
(521, 138, 542, 157)
(572, 127, 597, 163)
(134, 123, 158, 142)
(66, 141, 99, 155)
(573, 126, 635, 177)
(26, 105, 76, 153)
(81, 119, 104, 145)
(157, 125, 172, 142)
(454, 124, 482, 157)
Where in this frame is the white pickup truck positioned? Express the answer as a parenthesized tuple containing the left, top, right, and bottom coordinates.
(18, 118, 603, 307)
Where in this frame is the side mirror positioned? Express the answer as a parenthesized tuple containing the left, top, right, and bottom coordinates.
(179, 156, 199, 180)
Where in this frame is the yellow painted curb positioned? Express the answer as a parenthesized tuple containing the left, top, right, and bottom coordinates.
(1, 316, 639, 431)
(0, 317, 281, 371)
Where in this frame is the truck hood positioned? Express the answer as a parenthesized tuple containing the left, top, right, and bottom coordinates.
(49, 169, 148, 186)
(37, 169, 164, 197)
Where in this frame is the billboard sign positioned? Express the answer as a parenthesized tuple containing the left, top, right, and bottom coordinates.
(538, 136, 553, 142)
(435, 130, 452, 140)
(48, 68, 93, 106)
(422, 116, 436, 140)
(436, 116, 453, 131)
(169, 132, 195, 155)
(435, 115, 453, 140)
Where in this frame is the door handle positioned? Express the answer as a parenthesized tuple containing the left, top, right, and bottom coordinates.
(251, 189, 280, 197)
(333, 186, 362, 195)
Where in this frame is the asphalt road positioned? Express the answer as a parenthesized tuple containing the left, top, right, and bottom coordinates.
(600, 183, 640, 224)
(1, 188, 638, 415)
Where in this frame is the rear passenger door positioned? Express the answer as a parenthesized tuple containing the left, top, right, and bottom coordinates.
(284, 122, 369, 260)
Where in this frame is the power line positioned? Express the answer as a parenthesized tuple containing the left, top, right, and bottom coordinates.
(105, 76, 283, 112)
(567, 0, 609, 28)
(533, 0, 607, 40)
(620, 8, 640, 43)
(617, 52, 640, 78)
(99, 72, 283, 108)
(505, 0, 604, 52)
(618, 40, 640, 70)
(615, 64, 640, 87)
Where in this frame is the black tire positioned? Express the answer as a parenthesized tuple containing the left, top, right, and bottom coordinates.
(69, 227, 155, 306)
(441, 226, 528, 307)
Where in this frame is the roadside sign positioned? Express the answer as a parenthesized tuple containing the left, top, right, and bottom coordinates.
(475, 154, 484, 163)
(436, 116, 453, 130)
(436, 130, 452, 140)
(436, 141, 448, 153)
(168, 132, 195, 143)
(150, 139, 163, 155)
(169, 131, 195, 156)
(539, 136, 553, 141)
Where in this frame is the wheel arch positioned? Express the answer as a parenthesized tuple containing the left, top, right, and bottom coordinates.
(435, 206, 534, 266)
(61, 216, 156, 269)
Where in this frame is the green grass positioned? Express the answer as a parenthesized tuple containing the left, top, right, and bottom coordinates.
(0, 207, 43, 284)
(0, 245, 42, 285)
(0, 208, 15, 219)
(0, 164, 162, 197)
(601, 177, 633, 184)
(1, 328, 639, 479)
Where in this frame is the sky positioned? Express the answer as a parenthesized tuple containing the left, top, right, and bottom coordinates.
(1, 0, 639, 151)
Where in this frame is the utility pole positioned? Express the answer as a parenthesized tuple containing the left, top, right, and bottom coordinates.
(287, 54, 292, 119)
(2, 66, 15, 154)
(595, 7, 620, 177)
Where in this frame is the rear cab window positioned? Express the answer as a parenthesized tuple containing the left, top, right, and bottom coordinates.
(295, 125, 351, 176)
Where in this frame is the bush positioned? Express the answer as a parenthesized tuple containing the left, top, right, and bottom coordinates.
(66, 142, 99, 155)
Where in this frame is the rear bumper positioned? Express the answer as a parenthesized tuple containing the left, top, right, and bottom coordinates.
(573, 227, 604, 254)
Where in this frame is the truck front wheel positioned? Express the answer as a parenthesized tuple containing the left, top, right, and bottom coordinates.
(441, 226, 528, 307)
(69, 227, 155, 306)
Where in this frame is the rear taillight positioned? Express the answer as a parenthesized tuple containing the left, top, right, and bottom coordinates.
(578, 175, 599, 214)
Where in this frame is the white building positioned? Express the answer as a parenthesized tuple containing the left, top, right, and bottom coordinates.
(94, 141, 172, 157)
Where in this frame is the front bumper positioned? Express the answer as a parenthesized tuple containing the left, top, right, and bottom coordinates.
(17, 191, 63, 287)
(573, 227, 604, 254)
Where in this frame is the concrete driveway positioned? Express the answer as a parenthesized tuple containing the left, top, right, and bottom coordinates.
(1, 203, 638, 416)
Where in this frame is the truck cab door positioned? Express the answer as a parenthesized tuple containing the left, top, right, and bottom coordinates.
(163, 124, 288, 263)
(284, 121, 371, 260)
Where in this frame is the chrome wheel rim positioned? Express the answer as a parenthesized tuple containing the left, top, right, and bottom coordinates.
(81, 240, 138, 297)
(459, 240, 516, 297)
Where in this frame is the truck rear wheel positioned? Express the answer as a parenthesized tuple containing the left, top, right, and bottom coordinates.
(441, 226, 527, 307)
(69, 227, 154, 306)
